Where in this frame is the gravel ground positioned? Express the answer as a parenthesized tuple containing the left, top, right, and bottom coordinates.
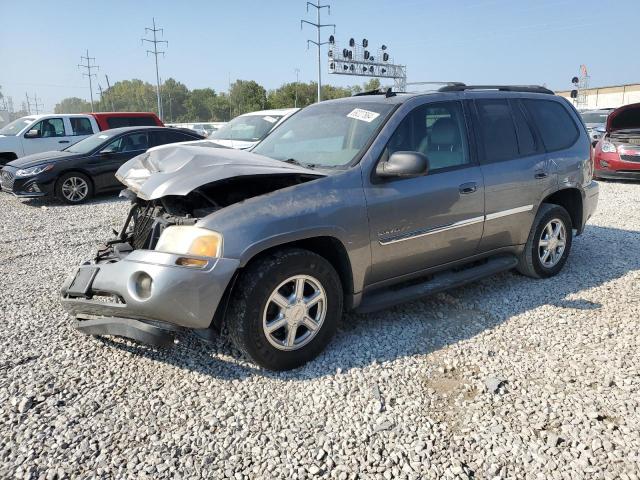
(1, 182, 639, 480)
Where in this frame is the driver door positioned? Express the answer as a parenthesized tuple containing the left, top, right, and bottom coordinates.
(89, 132, 149, 190)
(363, 101, 485, 284)
(22, 118, 72, 155)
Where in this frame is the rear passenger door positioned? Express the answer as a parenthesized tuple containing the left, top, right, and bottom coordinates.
(472, 97, 555, 251)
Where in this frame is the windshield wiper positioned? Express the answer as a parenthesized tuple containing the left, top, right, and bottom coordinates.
(283, 158, 317, 169)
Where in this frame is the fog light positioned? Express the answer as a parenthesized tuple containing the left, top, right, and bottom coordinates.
(27, 183, 41, 193)
(132, 272, 153, 300)
(599, 160, 610, 168)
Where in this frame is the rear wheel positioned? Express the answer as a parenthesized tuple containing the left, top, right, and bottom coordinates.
(56, 172, 93, 204)
(517, 204, 573, 278)
(226, 248, 343, 371)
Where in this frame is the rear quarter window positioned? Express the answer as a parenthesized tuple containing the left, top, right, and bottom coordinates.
(523, 99, 579, 152)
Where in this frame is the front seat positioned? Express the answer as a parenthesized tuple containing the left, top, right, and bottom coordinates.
(120, 136, 134, 152)
(420, 117, 462, 170)
(42, 123, 57, 138)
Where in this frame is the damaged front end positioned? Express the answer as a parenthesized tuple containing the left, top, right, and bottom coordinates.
(61, 143, 324, 347)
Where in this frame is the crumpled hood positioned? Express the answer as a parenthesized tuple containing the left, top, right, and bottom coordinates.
(6, 150, 78, 169)
(116, 143, 324, 200)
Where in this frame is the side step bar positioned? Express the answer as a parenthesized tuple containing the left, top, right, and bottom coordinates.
(355, 255, 518, 314)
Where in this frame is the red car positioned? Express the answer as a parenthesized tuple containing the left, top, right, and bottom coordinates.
(90, 112, 163, 130)
(593, 102, 640, 180)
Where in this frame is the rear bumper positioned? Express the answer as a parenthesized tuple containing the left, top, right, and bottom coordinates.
(581, 180, 599, 233)
(61, 250, 240, 331)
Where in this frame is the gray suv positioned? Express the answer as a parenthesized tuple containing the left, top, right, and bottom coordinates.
(61, 85, 599, 370)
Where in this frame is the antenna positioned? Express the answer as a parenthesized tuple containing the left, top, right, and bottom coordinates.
(301, 1, 336, 103)
(78, 50, 99, 112)
(142, 17, 168, 120)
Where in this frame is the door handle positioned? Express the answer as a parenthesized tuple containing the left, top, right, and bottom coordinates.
(459, 182, 477, 194)
(58, 140, 70, 144)
(534, 171, 548, 179)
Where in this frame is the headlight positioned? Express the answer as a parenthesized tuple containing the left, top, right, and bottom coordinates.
(15, 164, 54, 177)
(155, 226, 223, 258)
(601, 142, 617, 153)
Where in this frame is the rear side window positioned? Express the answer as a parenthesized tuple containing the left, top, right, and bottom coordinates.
(150, 130, 196, 147)
(70, 117, 93, 136)
(107, 116, 157, 128)
(523, 100, 579, 152)
(475, 99, 519, 163)
(511, 100, 537, 156)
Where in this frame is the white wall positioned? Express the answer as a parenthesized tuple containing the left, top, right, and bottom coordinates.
(556, 84, 640, 109)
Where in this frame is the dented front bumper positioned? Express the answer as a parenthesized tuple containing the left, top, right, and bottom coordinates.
(61, 249, 240, 335)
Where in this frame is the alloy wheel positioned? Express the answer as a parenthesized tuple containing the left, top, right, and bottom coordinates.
(538, 218, 566, 268)
(61, 176, 89, 202)
(262, 274, 327, 351)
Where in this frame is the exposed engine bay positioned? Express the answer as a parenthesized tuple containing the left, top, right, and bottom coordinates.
(96, 173, 319, 261)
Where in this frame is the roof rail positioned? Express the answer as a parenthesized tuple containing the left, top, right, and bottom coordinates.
(438, 84, 554, 95)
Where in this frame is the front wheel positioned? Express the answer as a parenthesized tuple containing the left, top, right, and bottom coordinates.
(56, 172, 93, 204)
(517, 204, 573, 278)
(226, 248, 343, 371)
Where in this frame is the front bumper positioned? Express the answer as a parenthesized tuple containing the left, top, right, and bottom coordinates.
(0, 168, 54, 197)
(61, 249, 240, 333)
(595, 169, 640, 180)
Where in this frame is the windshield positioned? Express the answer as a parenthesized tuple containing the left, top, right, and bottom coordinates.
(581, 112, 609, 124)
(0, 117, 35, 136)
(209, 114, 284, 142)
(65, 132, 115, 154)
(252, 102, 394, 168)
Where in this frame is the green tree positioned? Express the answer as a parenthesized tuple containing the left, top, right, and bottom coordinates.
(54, 97, 92, 114)
(362, 78, 381, 91)
(161, 78, 189, 122)
(209, 93, 232, 121)
(102, 79, 157, 113)
(182, 88, 217, 122)
(229, 80, 267, 117)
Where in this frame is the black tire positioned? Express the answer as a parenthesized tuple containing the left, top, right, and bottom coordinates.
(55, 172, 93, 204)
(226, 248, 343, 371)
(517, 203, 573, 279)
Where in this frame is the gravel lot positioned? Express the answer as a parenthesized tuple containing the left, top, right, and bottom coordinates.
(1, 181, 639, 480)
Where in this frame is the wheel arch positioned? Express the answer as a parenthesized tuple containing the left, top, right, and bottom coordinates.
(210, 235, 354, 331)
(541, 187, 583, 234)
(55, 169, 96, 191)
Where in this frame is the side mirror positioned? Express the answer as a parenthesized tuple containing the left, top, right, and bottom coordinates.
(376, 151, 429, 178)
(24, 129, 40, 138)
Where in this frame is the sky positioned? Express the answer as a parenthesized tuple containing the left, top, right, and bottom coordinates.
(1, 0, 638, 114)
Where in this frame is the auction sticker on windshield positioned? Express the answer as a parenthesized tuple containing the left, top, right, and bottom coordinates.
(347, 108, 380, 123)
(263, 116, 278, 123)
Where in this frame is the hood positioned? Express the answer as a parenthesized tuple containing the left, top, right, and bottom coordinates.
(116, 143, 324, 200)
(207, 138, 257, 150)
(606, 102, 640, 133)
(6, 150, 79, 169)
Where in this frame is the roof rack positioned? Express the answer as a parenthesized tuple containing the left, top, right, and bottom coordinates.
(438, 84, 554, 95)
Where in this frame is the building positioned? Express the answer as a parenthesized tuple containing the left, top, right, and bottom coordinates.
(556, 83, 640, 110)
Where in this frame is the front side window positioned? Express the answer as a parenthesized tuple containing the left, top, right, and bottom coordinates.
(476, 99, 519, 163)
(253, 102, 394, 168)
(385, 101, 469, 171)
(101, 133, 148, 153)
(28, 118, 65, 138)
(70, 117, 93, 136)
(524, 100, 579, 152)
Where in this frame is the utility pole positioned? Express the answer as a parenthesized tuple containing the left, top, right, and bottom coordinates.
(301, 1, 335, 103)
(142, 18, 168, 120)
(78, 50, 99, 112)
(104, 74, 115, 111)
(294, 68, 300, 108)
(31, 94, 44, 114)
(97, 84, 104, 112)
(25, 93, 31, 114)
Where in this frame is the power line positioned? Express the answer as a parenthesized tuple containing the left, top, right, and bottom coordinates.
(78, 50, 99, 112)
(142, 17, 168, 120)
(31, 93, 44, 114)
(301, 1, 335, 103)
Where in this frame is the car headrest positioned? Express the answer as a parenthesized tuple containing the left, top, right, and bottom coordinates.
(430, 117, 459, 146)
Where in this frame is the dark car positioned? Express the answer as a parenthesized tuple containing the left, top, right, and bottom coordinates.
(0, 126, 203, 204)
